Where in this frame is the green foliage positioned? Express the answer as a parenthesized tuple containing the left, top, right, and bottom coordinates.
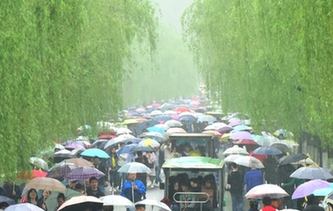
(0, 0, 157, 179)
(183, 0, 333, 146)
(122, 24, 199, 106)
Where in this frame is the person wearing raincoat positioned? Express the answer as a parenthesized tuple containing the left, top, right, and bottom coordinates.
(121, 172, 146, 203)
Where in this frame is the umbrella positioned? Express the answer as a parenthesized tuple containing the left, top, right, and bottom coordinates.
(6, 203, 44, 211)
(174, 107, 191, 113)
(139, 139, 160, 148)
(140, 132, 167, 141)
(270, 141, 292, 153)
(234, 156, 264, 169)
(116, 128, 133, 135)
(30, 157, 49, 171)
(163, 110, 177, 115)
(312, 185, 333, 196)
(135, 199, 171, 211)
(81, 148, 110, 159)
(223, 145, 248, 156)
(254, 136, 277, 147)
(57, 195, 103, 211)
(129, 145, 155, 153)
(220, 133, 231, 143)
(325, 190, 333, 204)
(290, 166, 333, 180)
(229, 131, 253, 140)
(198, 115, 216, 123)
(98, 134, 117, 139)
(153, 124, 170, 131)
(136, 120, 160, 135)
(0, 195, 15, 205)
(171, 114, 180, 120)
(26, 177, 66, 192)
(65, 166, 105, 180)
(116, 144, 137, 154)
(55, 144, 65, 150)
(228, 120, 244, 127)
(63, 158, 93, 167)
(231, 124, 252, 133)
(279, 154, 308, 165)
(118, 134, 136, 140)
(202, 130, 222, 138)
(18, 170, 47, 179)
(178, 115, 196, 123)
(217, 125, 233, 134)
(53, 149, 75, 161)
(234, 139, 259, 145)
(117, 162, 152, 173)
(100, 195, 134, 207)
(245, 184, 289, 199)
(153, 115, 173, 122)
(147, 126, 165, 134)
(103, 138, 126, 150)
(150, 110, 163, 116)
(47, 163, 76, 179)
(251, 146, 282, 155)
(292, 179, 330, 199)
(166, 128, 186, 135)
(224, 154, 244, 163)
(164, 120, 182, 127)
(45, 189, 82, 211)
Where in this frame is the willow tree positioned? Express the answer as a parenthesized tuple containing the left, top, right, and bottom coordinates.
(0, 0, 157, 179)
(183, 0, 333, 146)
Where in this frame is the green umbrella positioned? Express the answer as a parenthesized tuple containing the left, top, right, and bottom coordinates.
(45, 188, 82, 211)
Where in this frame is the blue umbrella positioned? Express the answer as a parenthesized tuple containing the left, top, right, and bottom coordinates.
(81, 148, 110, 158)
(136, 120, 160, 135)
(116, 144, 137, 154)
(313, 186, 333, 196)
(231, 124, 252, 133)
(252, 146, 282, 155)
(0, 195, 15, 205)
(147, 126, 165, 134)
(178, 115, 196, 123)
(153, 115, 173, 122)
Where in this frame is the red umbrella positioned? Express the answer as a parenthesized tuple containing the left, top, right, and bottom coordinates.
(174, 107, 191, 113)
(18, 170, 47, 180)
(98, 134, 116, 139)
(234, 139, 258, 145)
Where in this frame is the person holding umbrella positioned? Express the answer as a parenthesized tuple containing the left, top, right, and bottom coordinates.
(121, 172, 146, 203)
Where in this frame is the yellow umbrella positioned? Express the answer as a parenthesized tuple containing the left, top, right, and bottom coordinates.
(220, 133, 231, 143)
(122, 119, 139, 125)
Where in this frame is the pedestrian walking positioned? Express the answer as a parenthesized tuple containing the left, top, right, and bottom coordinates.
(227, 162, 244, 211)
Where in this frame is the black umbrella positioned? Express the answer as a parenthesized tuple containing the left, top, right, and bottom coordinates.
(279, 154, 308, 165)
(129, 145, 155, 153)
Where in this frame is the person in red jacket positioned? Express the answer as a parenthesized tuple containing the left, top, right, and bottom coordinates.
(260, 196, 278, 211)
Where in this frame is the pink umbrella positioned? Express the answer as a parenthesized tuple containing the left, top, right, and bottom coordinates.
(151, 103, 161, 108)
(229, 120, 244, 127)
(171, 114, 180, 120)
(166, 128, 186, 135)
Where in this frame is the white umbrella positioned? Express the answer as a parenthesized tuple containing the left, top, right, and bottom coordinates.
(224, 154, 244, 163)
(164, 120, 182, 127)
(100, 195, 134, 207)
(116, 128, 132, 135)
(245, 184, 289, 199)
(117, 162, 152, 173)
(135, 199, 171, 211)
(166, 128, 186, 135)
(204, 122, 228, 130)
(223, 145, 248, 156)
(234, 156, 264, 169)
(6, 203, 44, 211)
(179, 112, 195, 117)
(30, 157, 49, 171)
(150, 110, 163, 116)
(163, 110, 177, 115)
(55, 144, 65, 150)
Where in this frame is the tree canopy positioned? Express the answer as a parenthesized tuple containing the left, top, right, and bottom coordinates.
(182, 0, 333, 145)
(0, 0, 157, 179)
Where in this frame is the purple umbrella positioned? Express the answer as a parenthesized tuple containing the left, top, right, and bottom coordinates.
(229, 131, 253, 140)
(229, 120, 244, 127)
(292, 179, 330, 199)
(47, 163, 76, 179)
(65, 166, 105, 180)
(65, 143, 86, 150)
(217, 125, 233, 134)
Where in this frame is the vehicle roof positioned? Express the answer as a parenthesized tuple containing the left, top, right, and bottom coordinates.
(169, 133, 214, 138)
(162, 156, 224, 169)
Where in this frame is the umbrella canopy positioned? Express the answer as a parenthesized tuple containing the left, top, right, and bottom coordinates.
(279, 154, 308, 165)
(251, 146, 282, 155)
(223, 145, 248, 156)
(217, 125, 234, 134)
(30, 157, 49, 171)
(245, 184, 289, 199)
(63, 158, 93, 167)
(325, 190, 333, 204)
(178, 115, 196, 124)
(150, 110, 163, 116)
(18, 170, 47, 180)
(229, 119, 244, 127)
(174, 107, 191, 113)
(147, 126, 165, 134)
(202, 130, 222, 138)
(153, 115, 173, 122)
(136, 120, 160, 135)
(0, 195, 15, 205)
(47, 163, 76, 179)
(103, 138, 125, 150)
(81, 148, 110, 159)
(117, 162, 152, 173)
(312, 185, 333, 196)
(290, 166, 333, 180)
(116, 144, 137, 154)
(253, 136, 277, 147)
(140, 132, 167, 141)
(229, 131, 253, 140)
(57, 195, 103, 211)
(166, 128, 186, 135)
(135, 199, 171, 211)
(198, 115, 216, 123)
(234, 156, 264, 169)
(234, 139, 259, 145)
(129, 145, 155, 153)
(231, 124, 252, 133)
(164, 120, 182, 127)
(116, 128, 133, 135)
(292, 179, 330, 199)
(270, 141, 292, 153)
(45, 189, 82, 211)
(153, 124, 170, 131)
(65, 166, 105, 180)
(122, 119, 139, 125)
(6, 203, 44, 211)
(163, 110, 177, 115)
(26, 177, 66, 192)
(224, 154, 244, 163)
(100, 195, 134, 207)
(139, 139, 160, 148)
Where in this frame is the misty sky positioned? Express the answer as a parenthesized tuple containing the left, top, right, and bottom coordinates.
(151, 0, 194, 32)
